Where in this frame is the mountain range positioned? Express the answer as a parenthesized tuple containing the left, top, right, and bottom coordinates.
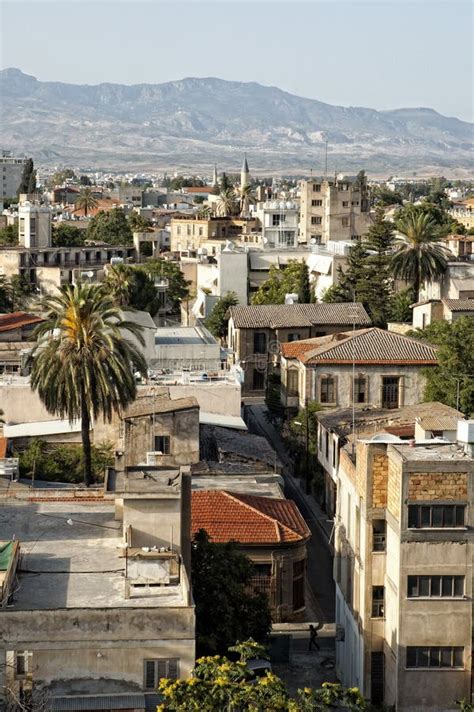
(1, 68, 472, 174)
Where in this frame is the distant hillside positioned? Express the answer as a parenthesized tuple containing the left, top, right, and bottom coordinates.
(1, 68, 472, 173)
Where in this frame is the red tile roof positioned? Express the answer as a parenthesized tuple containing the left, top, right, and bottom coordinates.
(191, 491, 310, 545)
(0, 312, 44, 333)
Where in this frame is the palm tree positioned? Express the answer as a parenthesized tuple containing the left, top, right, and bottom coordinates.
(29, 283, 147, 486)
(105, 263, 133, 307)
(75, 187, 98, 217)
(392, 205, 450, 302)
(215, 188, 238, 217)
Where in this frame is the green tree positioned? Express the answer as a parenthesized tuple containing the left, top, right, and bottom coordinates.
(371, 186, 403, 207)
(215, 187, 239, 217)
(79, 175, 92, 186)
(193, 195, 205, 204)
(75, 187, 98, 217)
(363, 209, 396, 326)
(9, 274, 35, 311)
(85, 208, 133, 244)
(17, 439, 114, 484)
(18, 158, 36, 195)
(141, 259, 190, 312)
(29, 283, 147, 486)
(49, 168, 76, 187)
(158, 640, 369, 711)
(252, 261, 313, 305)
(392, 204, 450, 302)
(128, 212, 152, 232)
(0, 276, 11, 312)
(0, 224, 18, 246)
(389, 288, 414, 323)
(191, 530, 272, 657)
(52, 223, 86, 247)
(204, 291, 239, 340)
(322, 241, 371, 304)
(105, 264, 133, 307)
(410, 317, 474, 416)
(105, 264, 161, 316)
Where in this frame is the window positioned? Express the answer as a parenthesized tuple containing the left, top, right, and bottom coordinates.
(352, 201, 359, 207)
(144, 659, 179, 690)
(372, 586, 385, 618)
(288, 333, 300, 342)
(312, 235, 322, 244)
(353, 376, 367, 404)
(287, 369, 299, 396)
(154, 435, 170, 454)
(313, 184, 321, 192)
(272, 214, 286, 226)
(407, 575, 465, 598)
(320, 375, 336, 404)
(311, 199, 323, 206)
(342, 201, 349, 207)
(371, 651, 384, 705)
(382, 376, 400, 409)
(176, 225, 181, 235)
(253, 332, 267, 354)
(293, 559, 305, 610)
(406, 647, 463, 669)
(198, 227, 203, 236)
(408, 504, 466, 529)
(15, 652, 28, 677)
(372, 520, 386, 552)
(341, 217, 349, 227)
(311, 216, 322, 225)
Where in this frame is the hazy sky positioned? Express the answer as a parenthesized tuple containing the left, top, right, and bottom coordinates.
(1, 0, 473, 121)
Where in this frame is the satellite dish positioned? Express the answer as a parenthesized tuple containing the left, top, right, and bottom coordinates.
(310, 238, 316, 245)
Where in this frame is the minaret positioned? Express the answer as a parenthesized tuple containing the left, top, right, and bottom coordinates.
(240, 155, 250, 192)
(212, 164, 218, 188)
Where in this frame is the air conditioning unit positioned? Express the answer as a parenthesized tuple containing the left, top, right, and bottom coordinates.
(146, 451, 164, 465)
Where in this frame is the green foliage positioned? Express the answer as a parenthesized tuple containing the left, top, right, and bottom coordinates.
(371, 186, 404, 207)
(49, 168, 76, 187)
(8, 274, 36, 311)
(409, 317, 474, 416)
(29, 283, 147, 485)
(75, 187, 99, 217)
(141, 259, 190, 312)
(85, 208, 133, 245)
(17, 439, 114, 483)
(168, 176, 205, 190)
(392, 203, 450, 301)
(389, 288, 414, 323)
(0, 224, 18, 246)
(52, 223, 86, 247)
(105, 263, 161, 316)
(18, 158, 36, 195)
(252, 261, 313, 305)
(158, 641, 369, 711)
(79, 175, 92, 186)
(191, 530, 272, 657)
(193, 195, 205, 204)
(204, 291, 239, 340)
(128, 212, 152, 232)
(0, 276, 11, 312)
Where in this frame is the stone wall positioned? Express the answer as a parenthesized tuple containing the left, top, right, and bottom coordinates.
(387, 457, 402, 521)
(372, 454, 389, 508)
(408, 472, 468, 501)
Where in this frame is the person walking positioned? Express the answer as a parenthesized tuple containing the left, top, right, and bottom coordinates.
(308, 623, 320, 652)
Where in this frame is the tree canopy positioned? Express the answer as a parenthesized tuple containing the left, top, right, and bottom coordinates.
(252, 261, 313, 305)
(140, 259, 190, 312)
(18, 158, 36, 195)
(85, 208, 133, 245)
(158, 639, 369, 712)
(410, 316, 474, 416)
(52, 223, 86, 247)
(204, 292, 239, 340)
(191, 530, 272, 657)
(0, 224, 18, 247)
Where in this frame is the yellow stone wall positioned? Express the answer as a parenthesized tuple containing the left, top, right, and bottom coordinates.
(372, 454, 389, 508)
(408, 472, 468, 501)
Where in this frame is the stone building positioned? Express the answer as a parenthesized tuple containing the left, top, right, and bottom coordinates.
(0, 312, 43, 374)
(0, 466, 195, 711)
(279, 327, 438, 412)
(170, 216, 259, 256)
(191, 489, 310, 621)
(299, 174, 371, 245)
(334, 420, 473, 711)
(228, 303, 370, 394)
(412, 298, 474, 329)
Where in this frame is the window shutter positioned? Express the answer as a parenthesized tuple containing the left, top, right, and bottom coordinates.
(144, 660, 156, 689)
(156, 660, 168, 681)
(167, 659, 179, 680)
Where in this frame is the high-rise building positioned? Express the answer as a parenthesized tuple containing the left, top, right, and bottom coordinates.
(299, 173, 371, 244)
(0, 151, 28, 200)
(334, 419, 473, 711)
(18, 201, 52, 248)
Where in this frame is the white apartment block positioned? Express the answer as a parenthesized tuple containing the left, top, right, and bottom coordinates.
(299, 174, 371, 245)
(251, 200, 299, 249)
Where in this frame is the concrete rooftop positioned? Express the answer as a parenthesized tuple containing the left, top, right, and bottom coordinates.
(390, 442, 472, 462)
(0, 500, 184, 610)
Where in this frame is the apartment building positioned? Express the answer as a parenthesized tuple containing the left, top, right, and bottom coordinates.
(0, 151, 27, 199)
(170, 216, 259, 255)
(251, 200, 299, 249)
(299, 174, 371, 245)
(334, 420, 473, 711)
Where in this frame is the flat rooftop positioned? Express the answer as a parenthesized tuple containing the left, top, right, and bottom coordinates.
(155, 326, 217, 346)
(390, 442, 472, 462)
(0, 499, 184, 610)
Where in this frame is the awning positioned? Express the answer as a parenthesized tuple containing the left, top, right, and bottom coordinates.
(199, 412, 247, 430)
(3, 419, 81, 438)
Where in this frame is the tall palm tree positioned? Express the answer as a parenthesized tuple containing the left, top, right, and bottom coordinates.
(75, 187, 98, 217)
(105, 263, 133, 307)
(29, 283, 147, 486)
(392, 205, 450, 302)
(215, 188, 238, 217)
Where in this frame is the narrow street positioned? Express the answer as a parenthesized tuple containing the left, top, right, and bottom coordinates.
(246, 404, 335, 624)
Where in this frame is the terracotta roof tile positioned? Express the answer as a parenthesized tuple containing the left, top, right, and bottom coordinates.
(229, 303, 370, 329)
(191, 491, 310, 545)
(442, 299, 474, 312)
(0, 312, 44, 333)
